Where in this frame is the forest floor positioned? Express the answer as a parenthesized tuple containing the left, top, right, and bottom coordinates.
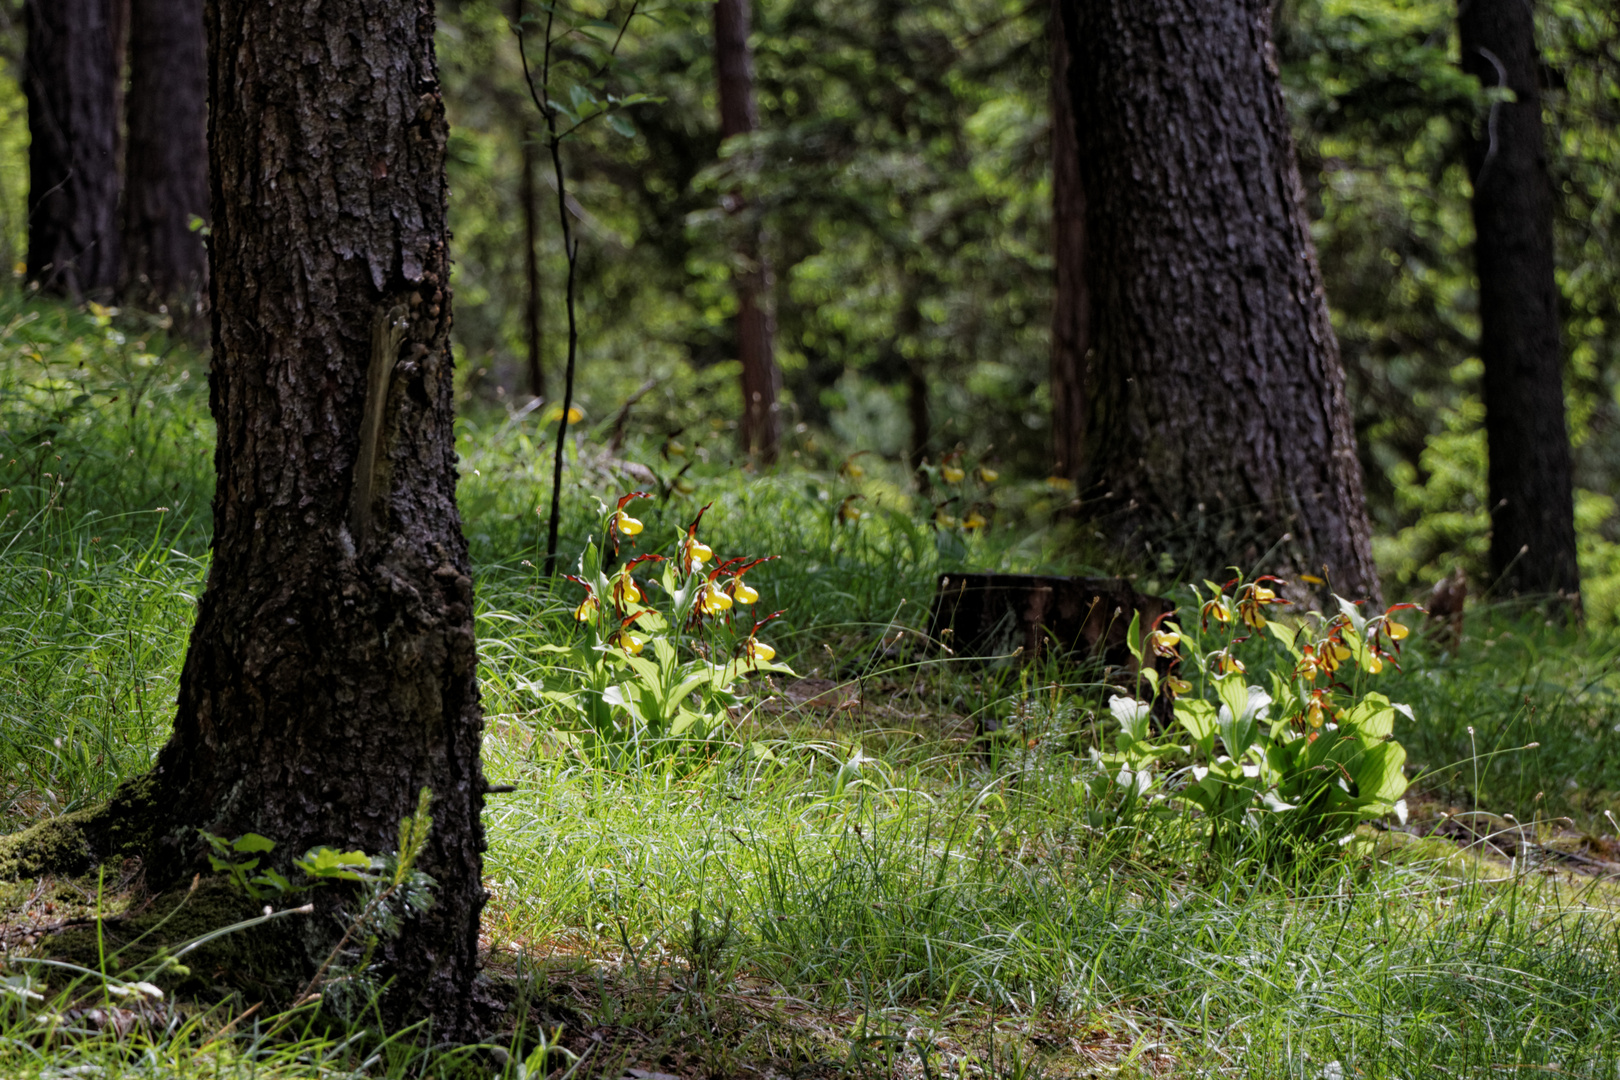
(5, 295, 1620, 1077)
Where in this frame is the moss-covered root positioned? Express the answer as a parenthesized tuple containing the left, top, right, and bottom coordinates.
(0, 772, 166, 881)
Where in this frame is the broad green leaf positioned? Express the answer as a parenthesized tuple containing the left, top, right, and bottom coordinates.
(232, 833, 275, 854)
(1175, 698, 1216, 754)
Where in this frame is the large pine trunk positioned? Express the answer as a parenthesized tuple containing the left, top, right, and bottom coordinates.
(1061, 0, 1378, 600)
(23, 0, 121, 299)
(142, 0, 486, 1031)
(715, 0, 782, 463)
(1460, 0, 1581, 608)
(122, 0, 210, 317)
(1048, 0, 1089, 484)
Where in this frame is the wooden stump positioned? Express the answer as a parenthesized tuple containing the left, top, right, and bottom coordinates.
(925, 572, 1173, 670)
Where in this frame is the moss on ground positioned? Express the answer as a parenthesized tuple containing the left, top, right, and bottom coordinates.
(0, 773, 167, 882)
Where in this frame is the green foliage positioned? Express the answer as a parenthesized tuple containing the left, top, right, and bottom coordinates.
(539, 495, 794, 765)
(1090, 578, 1416, 855)
(1280, 0, 1620, 616)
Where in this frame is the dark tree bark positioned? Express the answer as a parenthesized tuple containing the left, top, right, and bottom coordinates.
(1061, 0, 1379, 600)
(715, 0, 781, 463)
(23, 0, 121, 299)
(122, 0, 209, 317)
(141, 0, 484, 1030)
(1049, 0, 1089, 483)
(515, 0, 545, 400)
(1459, 0, 1581, 608)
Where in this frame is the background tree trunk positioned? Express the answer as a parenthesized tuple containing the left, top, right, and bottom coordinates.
(715, 0, 781, 463)
(1061, 0, 1379, 600)
(1049, 0, 1089, 484)
(1459, 0, 1581, 608)
(514, 0, 545, 401)
(143, 0, 486, 1031)
(122, 0, 209, 319)
(23, 0, 121, 299)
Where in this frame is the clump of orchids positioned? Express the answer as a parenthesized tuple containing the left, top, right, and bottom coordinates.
(542, 494, 792, 764)
(1093, 574, 1422, 852)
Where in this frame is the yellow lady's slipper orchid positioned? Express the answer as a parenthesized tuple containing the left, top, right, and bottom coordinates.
(745, 637, 775, 662)
(700, 580, 733, 614)
(574, 593, 599, 622)
(683, 539, 713, 573)
(614, 509, 644, 537)
(1364, 651, 1384, 674)
(977, 466, 999, 484)
(613, 630, 646, 656)
(545, 404, 584, 424)
(1386, 620, 1410, 641)
(935, 510, 959, 529)
(1147, 629, 1181, 658)
(1212, 651, 1245, 676)
(962, 510, 988, 531)
(942, 464, 966, 484)
(610, 569, 641, 607)
(1166, 676, 1192, 697)
(1202, 596, 1233, 625)
(729, 578, 760, 605)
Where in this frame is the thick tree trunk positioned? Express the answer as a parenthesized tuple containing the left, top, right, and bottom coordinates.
(23, 0, 121, 299)
(715, 0, 781, 463)
(122, 0, 209, 318)
(1061, 0, 1379, 601)
(1459, 0, 1580, 608)
(1049, 0, 1089, 483)
(139, 0, 485, 1032)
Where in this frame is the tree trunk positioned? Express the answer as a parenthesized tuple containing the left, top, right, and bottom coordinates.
(715, 0, 781, 463)
(142, 0, 484, 1031)
(1049, 0, 1089, 483)
(519, 128, 546, 400)
(1061, 0, 1379, 601)
(515, 0, 545, 401)
(122, 0, 209, 319)
(1459, 0, 1581, 609)
(23, 0, 121, 299)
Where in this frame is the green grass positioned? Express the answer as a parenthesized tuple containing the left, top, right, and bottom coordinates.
(5, 289, 1620, 1077)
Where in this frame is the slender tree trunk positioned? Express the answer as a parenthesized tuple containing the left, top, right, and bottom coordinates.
(515, 0, 545, 400)
(519, 130, 546, 399)
(140, 0, 485, 1031)
(1049, 0, 1089, 484)
(893, 276, 928, 472)
(1062, 0, 1379, 600)
(122, 0, 209, 319)
(23, 0, 121, 299)
(1459, 0, 1580, 608)
(714, 0, 781, 463)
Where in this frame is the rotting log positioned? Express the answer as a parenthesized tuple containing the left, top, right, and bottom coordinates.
(926, 572, 1173, 670)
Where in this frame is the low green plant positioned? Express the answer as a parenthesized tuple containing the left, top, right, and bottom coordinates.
(1092, 575, 1415, 853)
(538, 494, 794, 766)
